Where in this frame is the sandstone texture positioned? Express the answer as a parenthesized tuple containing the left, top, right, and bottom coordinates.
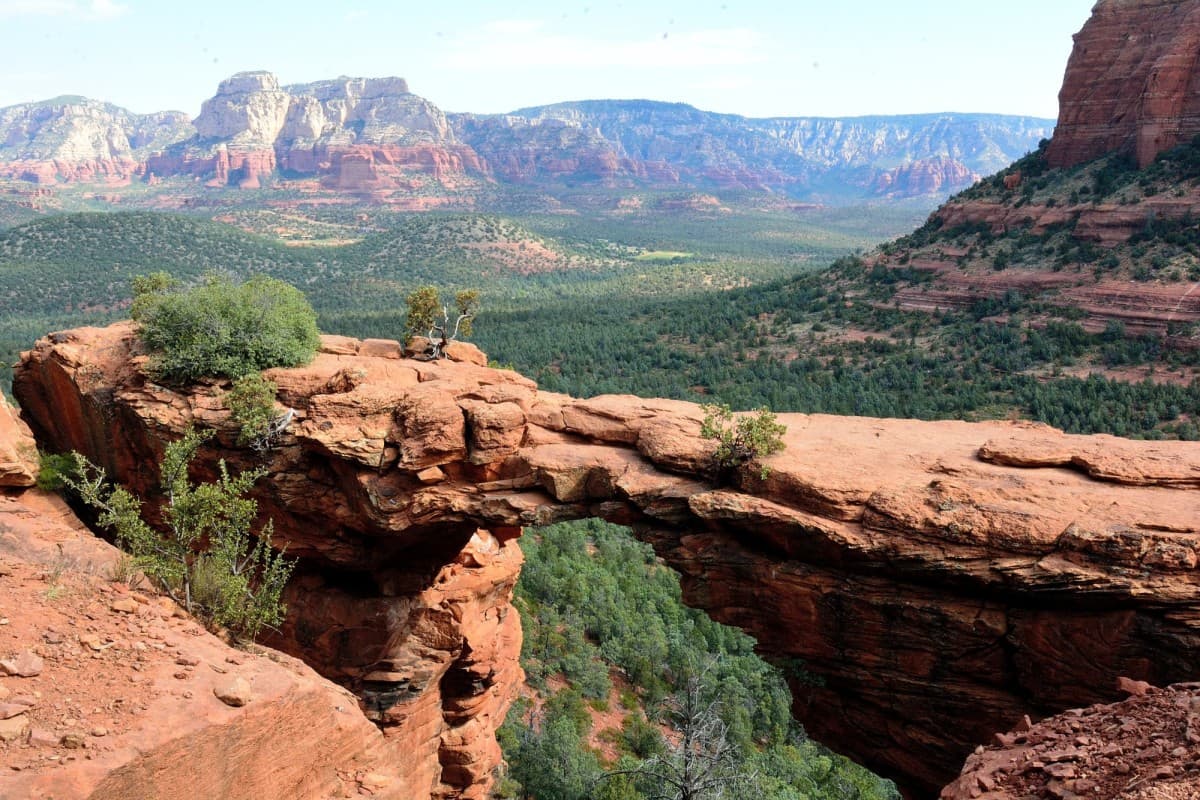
(0, 489, 413, 800)
(12, 322, 1200, 797)
(1047, 0, 1200, 168)
(0, 393, 36, 487)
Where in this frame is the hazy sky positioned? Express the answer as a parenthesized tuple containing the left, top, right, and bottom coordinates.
(0, 0, 1095, 119)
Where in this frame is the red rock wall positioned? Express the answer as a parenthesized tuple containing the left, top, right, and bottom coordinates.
(13, 324, 1200, 797)
(1047, 0, 1200, 168)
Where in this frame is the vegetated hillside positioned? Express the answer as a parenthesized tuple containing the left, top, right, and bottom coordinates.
(497, 519, 899, 800)
(865, 138, 1200, 346)
(4, 201, 1196, 441)
(0, 198, 41, 229)
(471, 265, 1200, 439)
(453, 102, 1053, 202)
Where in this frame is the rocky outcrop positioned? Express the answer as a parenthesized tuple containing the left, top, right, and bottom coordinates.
(142, 71, 488, 191)
(13, 322, 1200, 797)
(0, 393, 35, 487)
(0, 97, 192, 183)
(878, 249, 1200, 341)
(0, 487, 415, 799)
(1047, 0, 1200, 168)
(874, 157, 978, 199)
(13, 324, 524, 799)
(942, 680, 1200, 799)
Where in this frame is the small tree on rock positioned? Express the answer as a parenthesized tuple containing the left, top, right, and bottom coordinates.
(700, 404, 787, 481)
(404, 286, 479, 360)
(226, 373, 293, 452)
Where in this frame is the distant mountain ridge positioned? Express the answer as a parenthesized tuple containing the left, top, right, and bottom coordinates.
(0, 72, 1054, 203)
(453, 100, 1053, 200)
(0, 96, 192, 183)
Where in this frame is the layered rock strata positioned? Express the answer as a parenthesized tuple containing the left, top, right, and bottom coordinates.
(13, 322, 1200, 796)
(1047, 0, 1200, 168)
(0, 97, 192, 184)
(143, 71, 489, 191)
(453, 105, 1050, 199)
(0, 75, 1050, 201)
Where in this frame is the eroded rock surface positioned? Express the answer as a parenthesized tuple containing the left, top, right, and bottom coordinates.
(12, 322, 1200, 797)
(0, 394, 35, 488)
(0, 490, 412, 800)
(942, 680, 1200, 799)
(141, 71, 490, 192)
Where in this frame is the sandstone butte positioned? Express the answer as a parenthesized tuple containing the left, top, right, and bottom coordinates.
(1047, 0, 1200, 169)
(2, 321, 1197, 799)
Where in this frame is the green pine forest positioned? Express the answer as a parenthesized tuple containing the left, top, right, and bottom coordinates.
(495, 519, 899, 800)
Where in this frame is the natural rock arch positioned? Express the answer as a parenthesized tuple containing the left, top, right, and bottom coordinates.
(14, 323, 1200, 798)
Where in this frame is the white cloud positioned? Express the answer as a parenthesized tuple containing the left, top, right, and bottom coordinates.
(437, 25, 766, 71)
(0, 0, 129, 20)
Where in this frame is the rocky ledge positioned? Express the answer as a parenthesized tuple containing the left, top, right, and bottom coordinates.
(10, 322, 1200, 797)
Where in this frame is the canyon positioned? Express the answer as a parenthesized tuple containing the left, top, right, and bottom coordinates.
(5, 322, 1199, 798)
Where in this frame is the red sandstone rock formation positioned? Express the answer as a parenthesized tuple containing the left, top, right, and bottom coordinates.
(875, 157, 978, 198)
(12, 322, 1200, 797)
(0, 394, 35, 487)
(0, 488, 417, 800)
(1047, 0, 1200, 168)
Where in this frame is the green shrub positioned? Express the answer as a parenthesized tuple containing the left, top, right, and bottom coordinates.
(36, 451, 78, 492)
(61, 428, 295, 640)
(700, 403, 787, 479)
(132, 272, 319, 384)
(226, 373, 284, 450)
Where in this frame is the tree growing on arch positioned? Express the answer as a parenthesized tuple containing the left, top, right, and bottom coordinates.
(403, 286, 479, 360)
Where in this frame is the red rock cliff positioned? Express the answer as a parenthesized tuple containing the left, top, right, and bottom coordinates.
(12, 323, 1200, 797)
(1047, 0, 1200, 168)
